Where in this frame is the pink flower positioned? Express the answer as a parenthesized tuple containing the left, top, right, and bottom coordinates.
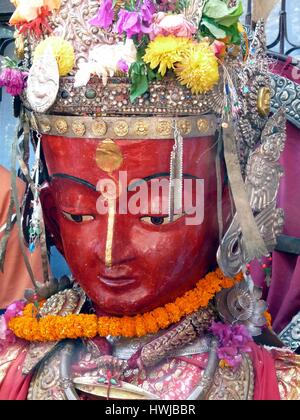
(116, 10, 151, 38)
(0, 315, 17, 351)
(0, 67, 28, 96)
(89, 0, 114, 30)
(115, 1, 156, 39)
(117, 59, 129, 73)
(4, 300, 26, 324)
(140, 0, 156, 22)
(116, 10, 141, 39)
(156, 0, 177, 12)
(211, 40, 226, 57)
(0, 301, 25, 352)
(211, 322, 252, 369)
(150, 13, 197, 39)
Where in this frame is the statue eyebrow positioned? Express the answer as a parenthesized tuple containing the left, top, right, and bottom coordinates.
(51, 173, 199, 193)
(128, 173, 199, 191)
(51, 174, 96, 191)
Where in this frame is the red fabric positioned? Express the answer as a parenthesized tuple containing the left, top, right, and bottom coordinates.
(249, 342, 281, 400)
(0, 349, 32, 400)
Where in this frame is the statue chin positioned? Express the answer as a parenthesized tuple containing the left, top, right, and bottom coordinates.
(40, 134, 230, 315)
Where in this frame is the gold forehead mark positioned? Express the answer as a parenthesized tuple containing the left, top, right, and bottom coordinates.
(105, 198, 115, 268)
(96, 138, 123, 173)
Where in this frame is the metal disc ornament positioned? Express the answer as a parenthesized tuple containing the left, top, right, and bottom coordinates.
(27, 48, 59, 113)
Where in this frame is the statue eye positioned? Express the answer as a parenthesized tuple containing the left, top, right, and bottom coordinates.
(140, 214, 183, 226)
(62, 211, 94, 223)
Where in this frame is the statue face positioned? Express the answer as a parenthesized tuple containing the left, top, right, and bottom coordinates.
(41, 134, 229, 316)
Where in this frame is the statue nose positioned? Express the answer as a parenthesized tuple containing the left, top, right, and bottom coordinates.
(103, 200, 135, 267)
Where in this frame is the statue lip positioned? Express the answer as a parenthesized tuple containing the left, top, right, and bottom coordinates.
(98, 275, 136, 288)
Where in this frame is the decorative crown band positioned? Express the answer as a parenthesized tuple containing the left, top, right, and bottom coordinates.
(23, 77, 224, 118)
(29, 113, 217, 139)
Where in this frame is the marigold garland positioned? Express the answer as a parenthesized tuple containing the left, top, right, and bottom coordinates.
(9, 269, 244, 342)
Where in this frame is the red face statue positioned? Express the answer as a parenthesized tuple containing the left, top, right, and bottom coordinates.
(41, 134, 230, 316)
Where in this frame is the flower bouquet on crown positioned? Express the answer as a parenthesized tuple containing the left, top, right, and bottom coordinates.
(77, 0, 244, 101)
(5, 0, 245, 102)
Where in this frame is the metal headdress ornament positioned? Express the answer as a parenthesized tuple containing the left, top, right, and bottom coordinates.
(217, 21, 286, 278)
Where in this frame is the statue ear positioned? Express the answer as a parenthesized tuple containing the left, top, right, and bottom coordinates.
(40, 182, 65, 256)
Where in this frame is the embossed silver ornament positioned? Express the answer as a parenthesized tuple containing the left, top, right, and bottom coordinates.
(216, 275, 268, 336)
(218, 109, 286, 277)
(271, 72, 300, 129)
(27, 48, 60, 113)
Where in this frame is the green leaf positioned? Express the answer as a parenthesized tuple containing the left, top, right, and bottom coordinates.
(129, 62, 149, 103)
(225, 23, 242, 44)
(204, 0, 232, 19)
(217, 2, 243, 27)
(203, 0, 243, 26)
(3, 56, 18, 69)
(201, 17, 227, 39)
(130, 75, 148, 102)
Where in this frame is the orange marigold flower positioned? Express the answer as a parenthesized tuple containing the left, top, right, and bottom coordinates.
(98, 317, 111, 337)
(7, 269, 243, 341)
(264, 311, 272, 328)
(120, 317, 136, 338)
(108, 318, 123, 337)
(151, 307, 170, 329)
(142, 312, 159, 334)
(135, 315, 147, 337)
(165, 302, 181, 324)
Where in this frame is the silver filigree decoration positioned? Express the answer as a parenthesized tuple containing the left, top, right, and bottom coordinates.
(217, 204, 284, 277)
(278, 311, 300, 352)
(218, 109, 286, 277)
(271, 72, 300, 129)
(184, 0, 207, 27)
(206, 354, 254, 400)
(235, 20, 271, 171)
(50, 0, 116, 69)
(26, 0, 117, 71)
(27, 48, 60, 113)
(169, 121, 183, 222)
(247, 20, 268, 74)
(245, 110, 286, 210)
(216, 276, 268, 336)
(33, 76, 224, 117)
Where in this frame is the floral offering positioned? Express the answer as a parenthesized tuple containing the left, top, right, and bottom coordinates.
(85, 0, 244, 99)
(9, 0, 61, 36)
(7, 0, 244, 101)
(0, 57, 28, 96)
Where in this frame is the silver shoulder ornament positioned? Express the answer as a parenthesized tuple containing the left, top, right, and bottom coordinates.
(217, 20, 286, 278)
(218, 108, 286, 278)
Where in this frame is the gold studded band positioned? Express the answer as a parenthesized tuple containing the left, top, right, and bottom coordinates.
(29, 113, 217, 140)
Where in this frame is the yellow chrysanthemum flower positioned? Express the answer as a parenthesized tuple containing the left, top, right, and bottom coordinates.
(175, 42, 219, 94)
(34, 36, 75, 76)
(143, 35, 193, 76)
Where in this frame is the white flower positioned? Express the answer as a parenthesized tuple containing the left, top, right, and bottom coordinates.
(74, 39, 137, 88)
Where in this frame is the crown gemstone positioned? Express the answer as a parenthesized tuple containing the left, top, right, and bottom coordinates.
(85, 89, 97, 100)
